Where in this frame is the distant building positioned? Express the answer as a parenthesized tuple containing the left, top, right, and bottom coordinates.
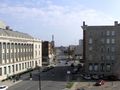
(42, 40, 55, 66)
(74, 44, 83, 61)
(79, 39, 83, 46)
(55, 46, 68, 61)
(82, 21, 120, 77)
(0, 23, 42, 80)
(68, 41, 83, 62)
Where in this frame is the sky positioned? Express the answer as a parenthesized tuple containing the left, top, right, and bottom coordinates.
(0, 0, 119, 46)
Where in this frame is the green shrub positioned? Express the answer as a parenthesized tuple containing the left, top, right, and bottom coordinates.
(66, 82, 74, 88)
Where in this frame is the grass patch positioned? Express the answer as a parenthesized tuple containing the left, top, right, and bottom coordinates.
(66, 82, 74, 88)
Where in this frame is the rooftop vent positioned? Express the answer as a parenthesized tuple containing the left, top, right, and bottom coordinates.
(6, 26, 10, 30)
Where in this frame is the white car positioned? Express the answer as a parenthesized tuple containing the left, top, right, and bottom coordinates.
(0, 85, 8, 90)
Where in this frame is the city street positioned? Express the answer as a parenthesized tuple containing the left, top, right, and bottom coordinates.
(8, 65, 71, 90)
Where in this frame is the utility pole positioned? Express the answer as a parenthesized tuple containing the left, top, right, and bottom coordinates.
(37, 65, 41, 90)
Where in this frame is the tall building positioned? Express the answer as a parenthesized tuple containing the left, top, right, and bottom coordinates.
(0, 24, 42, 80)
(82, 21, 120, 77)
(42, 41, 55, 66)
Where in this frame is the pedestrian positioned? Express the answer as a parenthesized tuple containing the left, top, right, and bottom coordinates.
(30, 73, 32, 80)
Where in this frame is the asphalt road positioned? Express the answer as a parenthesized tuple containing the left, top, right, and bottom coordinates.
(8, 65, 71, 90)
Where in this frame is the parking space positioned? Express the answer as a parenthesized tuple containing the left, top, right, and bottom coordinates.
(75, 81, 120, 90)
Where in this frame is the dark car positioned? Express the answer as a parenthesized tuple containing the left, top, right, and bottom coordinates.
(107, 75, 118, 81)
(71, 68, 79, 74)
(92, 75, 99, 80)
(42, 67, 49, 72)
(71, 63, 74, 67)
(94, 80, 105, 86)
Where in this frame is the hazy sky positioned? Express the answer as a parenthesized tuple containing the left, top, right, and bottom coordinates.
(0, 0, 119, 46)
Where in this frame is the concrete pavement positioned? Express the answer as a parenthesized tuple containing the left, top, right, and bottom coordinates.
(68, 80, 120, 90)
(7, 66, 71, 90)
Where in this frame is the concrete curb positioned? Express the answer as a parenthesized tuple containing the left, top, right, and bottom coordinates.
(70, 82, 78, 90)
(62, 82, 78, 90)
(9, 80, 23, 87)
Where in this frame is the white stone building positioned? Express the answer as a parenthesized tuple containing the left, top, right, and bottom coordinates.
(0, 23, 42, 80)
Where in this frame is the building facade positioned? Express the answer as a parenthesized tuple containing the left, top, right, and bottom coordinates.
(0, 24, 42, 80)
(42, 41, 55, 66)
(82, 21, 120, 77)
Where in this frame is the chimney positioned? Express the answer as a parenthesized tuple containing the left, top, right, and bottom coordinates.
(114, 21, 118, 26)
(83, 21, 85, 26)
(6, 26, 10, 30)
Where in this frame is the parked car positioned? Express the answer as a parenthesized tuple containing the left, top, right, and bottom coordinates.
(70, 63, 74, 67)
(107, 75, 118, 81)
(94, 80, 105, 86)
(42, 67, 50, 72)
(71, 68, 79, 74)
(83, 75, 91, 80)
(0, 85, 8, 90)
(92, 75, 99, 80)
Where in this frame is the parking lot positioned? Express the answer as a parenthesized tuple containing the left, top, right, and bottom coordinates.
(75, 80, 120, 90)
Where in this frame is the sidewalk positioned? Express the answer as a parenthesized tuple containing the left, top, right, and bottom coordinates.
(0, 69, 42, 87)
(70, 82, 89, 90)
(0, 71, 30, 87)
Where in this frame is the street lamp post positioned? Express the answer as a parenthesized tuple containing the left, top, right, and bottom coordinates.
(36, 63, 41, 90)
(67, 70, 71, 82)
(38, 66, 41, 90)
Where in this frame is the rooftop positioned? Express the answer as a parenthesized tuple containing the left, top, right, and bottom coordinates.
(0, 20, 33, 39)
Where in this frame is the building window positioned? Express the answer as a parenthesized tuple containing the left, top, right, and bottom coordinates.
(111, 47, 115, 52)
(107, 47, 110, 53)
(7, 53, 9, 59)
(106, 64, 111, 72)
(8, 66, 11, 74)
(35, 45, 37, 48)
(32, 61, 34, 66)
(30, 61, 31, 67)
(3, 43, 6, 49)
(19, 64, 21, 70)
(94, 64, 98, 71)
(101, 31, 104, 36)
(88, 38, 92, 44)
(106, 55, 110, 60)
(89, 63, 93, 71)
(89, 47, 92, 51)
(101, 56, 104, 60)
(101, 38, 105, 44)
(35, 51, 37, 56)
(111, 31, 115, 36)
(100, 63, 104, 72)
(106, 38, 110, 44)
(0, 68, 2, 76)
(101, 47, 104, 52)
(16, 64, 18, 71)
(3, 53, 5, 60)
(25, 63, 27, 68)
(22, 63, 24, 69)
(12, 65, 14, 72)
(111, 56, 115, 60)
(4, 67, 6, 75)
(89, 55, 92, 60)
(106, 31, 110, 36)
(111, 39, 115, 44)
